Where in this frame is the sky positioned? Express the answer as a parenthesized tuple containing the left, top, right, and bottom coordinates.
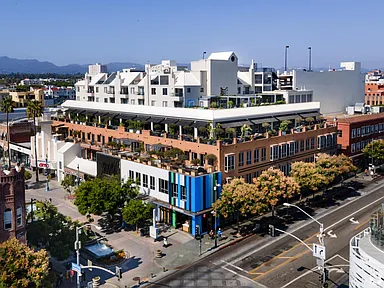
(1, 0, 383, 69)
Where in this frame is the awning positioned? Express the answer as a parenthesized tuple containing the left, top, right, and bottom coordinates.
(176, 120, 194, 126)
(66, 108, 77, 114)
(133, 115, 150, 121)
(110, 113, 121, 119)
(120, 113, 136, 120)
(148, 117, 165, 123)
(191, 121, 207, 128)
(95, 111, 110, 117)
(299, 112, 320, 118)
(161, 118, 178, 124)
(275, 115, 297, 121)
(250, 117, 274, 125)
(221, 120, 253, 129)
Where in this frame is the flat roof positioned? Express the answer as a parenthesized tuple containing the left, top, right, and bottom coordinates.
(61, 100, 320, 123)
(327, 112, 384, 124)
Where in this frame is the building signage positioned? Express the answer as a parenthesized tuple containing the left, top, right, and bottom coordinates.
(313, 243, 326, 260)
(31, 160, 50, 168)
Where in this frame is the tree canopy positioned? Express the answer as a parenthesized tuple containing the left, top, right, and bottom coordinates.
(74, 175, 138, 215)
(290, 162, 329, 193)
(27, 201, 80, 260)
(253, 168, 300, 216)
(122, 199, 153, 231)
(0, 238, 52, 288)
(363, 139, 384, 161)
(315, 153, 357, 182)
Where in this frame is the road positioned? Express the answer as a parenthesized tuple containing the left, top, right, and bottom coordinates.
(147, 180, 384, 288)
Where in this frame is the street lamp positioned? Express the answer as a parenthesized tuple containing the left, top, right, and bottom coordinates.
(45, 155, 49, 192)
(75, 223, 102, 288)
(77, 164, 80, 186)
(284, 45, 290, 72)
(283, 203, 326, 285)
(203, 51, 207, 60)
(308, 47, 312, 72)
(370, 139, 377, 177)
(212, 183, 221, 248)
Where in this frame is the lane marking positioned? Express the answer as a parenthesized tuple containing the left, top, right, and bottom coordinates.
(334, 254, 350, 263)
(251, 250, 311, 279)
(220, 260, 249, 273)
(229, 181, 384, 265)
(280, 269, 315, 288)
(324, 195, 384, 232)
(277, 256, 293, 259)
(353, 219, 370, 231)
(327, 230, 337, 238)
(350, 217, 359, 224)
(218, 264, 268, 287)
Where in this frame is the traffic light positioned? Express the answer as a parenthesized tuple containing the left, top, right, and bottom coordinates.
(195, 225, 201, 240)
(81, 269, 86, 282)
(115, 266, 122, 280)
(268, 224, 275, 237)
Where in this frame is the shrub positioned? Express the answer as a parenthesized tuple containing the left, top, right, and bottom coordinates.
(24, 170, 32, 180)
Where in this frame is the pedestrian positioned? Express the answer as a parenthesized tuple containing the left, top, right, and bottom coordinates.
(209, 230, 214, 239)
(163, 237, 168, 248)
(365, 169, 368, 176)
(58, 272, 63, 286)
(217, 228, 222, 240)
(69, 269, 74, 282)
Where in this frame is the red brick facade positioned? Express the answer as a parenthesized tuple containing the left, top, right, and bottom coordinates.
(0, 167, 26, 243)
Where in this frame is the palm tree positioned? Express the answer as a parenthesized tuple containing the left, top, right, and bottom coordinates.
(0, 96, 15, 169)
(26, 100, 44, 182)
(240, 124, 252, 139)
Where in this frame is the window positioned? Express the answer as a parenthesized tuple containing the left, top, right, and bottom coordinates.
(129, 170, 134, 180)
(307, 94, 313, 102)
(187, 88, 191, 93)
(224, 154, 235, 171)
(289, 142, 295, 156)
(288, 95, 294, 104)
(300, 140, 305, 152)
(352, 129, 356, 139)
(162, 101, 168, 107)
(318, 135, 326, 149)
(136, 172, 141, 185)
(301, 94, 306, 103)
(238, 87, 241, 94)
(261, 147, 266, 161)
(351, 143, 356, 153)
(281, 143, 288, 158)
(356, 141, 361, 151)
(77, 87, 80, 92)
(246, 173, 252, 184)
(104, 87, 108, 93)
(151, 100, 156, 106)
(104, 98, 108, 103)
(375, 124, 379, 133)
(172, 183, 178, 198)
(294, 141, 299, 154)
(311, 137, 315, 149)
(253, 171, 260, 178)
(160, 75, 169, 85)
(181, 186, 186, 200)
(295, 95, 300, 103)
(151, 88, 156, 95)
(270, 145, 279, 161)
(16, 206, 22, 227)
(4, 209, 12, 230)
(162, 88, 168, 95)
(200, 88, 204, 93)
(246, 151, 252, 165)
(143, 174, 148, 188)
(159, 179, 168, 194)
(337, 130, 342, 137)
(357, 128, 361, 137)
(130, 99, 135, 105)
(254, 149, 259, 163)
(238, 152, 244, 167)
(150, 176, 155, 190)
(306, 138, 310, 150)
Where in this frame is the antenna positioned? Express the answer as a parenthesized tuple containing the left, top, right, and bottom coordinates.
(308, 47, 312, 72)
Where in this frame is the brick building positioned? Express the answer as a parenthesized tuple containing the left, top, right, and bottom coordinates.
(0, 165, 26, 243)
(365, 82, 384, 105)
(330, 113, 384, 167)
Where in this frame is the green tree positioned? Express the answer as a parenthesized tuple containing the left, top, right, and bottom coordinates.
(0, 238, 52, 288)
(164, 147, 184, 159)
(363, 139, 384, 161)
(27, 201, 80, 260)
(74, 176, 138, 215)
(26, 100, 44, 182)
(240, 124, 252, 139)
(0, 96, 15, 169)
(253, 168, 300, 217)
(213, 178, 267, 233)
(24, 169, 32, 181)
(225, 127, 236, 139)
(279, 120, 291, 132)
(315, 153, 357, 183)
(122, 199, 153, 232)
(61, 174, 75, 194)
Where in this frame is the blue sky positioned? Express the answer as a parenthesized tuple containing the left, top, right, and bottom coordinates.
(1, 0, 382, 68)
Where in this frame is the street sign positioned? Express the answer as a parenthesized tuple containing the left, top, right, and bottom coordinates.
(71, 263, 82, 275)
(313, 243, 326, 260)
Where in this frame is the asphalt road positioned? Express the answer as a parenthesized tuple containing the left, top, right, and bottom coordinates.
(146, 179, 384, 288)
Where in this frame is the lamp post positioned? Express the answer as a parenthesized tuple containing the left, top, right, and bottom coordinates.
(283, 203, 326, 285)
(308, 47, 312, 72)
(30, 198, 35, 223)
(212, 183, 221, 248)
(77, 164, 80, 186)
(370, 139, 377, 177)
(284, 45, 290, 72)
(75, 223, 101, 288)
(45, 155, 49, 192)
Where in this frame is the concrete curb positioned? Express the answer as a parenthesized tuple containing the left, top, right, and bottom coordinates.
(218, 233, 254, 250)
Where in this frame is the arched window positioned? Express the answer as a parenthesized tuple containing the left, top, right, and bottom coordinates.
(16, 206, 22, 227)
(4, 208, 12, 230)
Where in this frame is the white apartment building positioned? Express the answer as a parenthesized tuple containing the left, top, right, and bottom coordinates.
(278, 62, 365, 115)
(88, 63, 107, 75)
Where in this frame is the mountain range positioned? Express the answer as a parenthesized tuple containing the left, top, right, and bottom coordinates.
(0, 56, 144, 74)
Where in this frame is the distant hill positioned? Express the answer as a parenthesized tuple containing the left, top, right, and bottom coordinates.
(0, 56, 144, 74)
